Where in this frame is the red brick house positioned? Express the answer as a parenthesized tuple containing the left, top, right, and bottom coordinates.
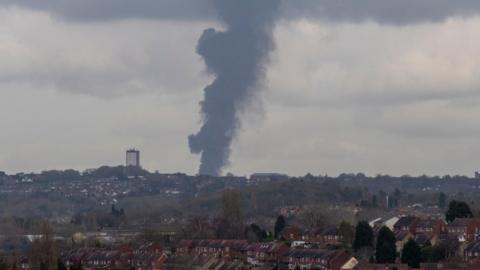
(448, 218, 480, 242)
(415, 219, 447, 236)
(298, 227, 342, 245)
(284, 226, 303, 242)
(322, 227, 342, 245)
(393, 216, 420, 234)
(395, 230, 413, 253)
(135, 242, 162, 254)
(245, 242, 289, 266)
(82, 250, 130, 270)
(176, 240, 194, 255)
(62, 248, 131, 270)
(132, 242, 166, 270)
(300, 228, 323, 244)
(175, 239, 248, 260)
(463, 239, 480, 262)
(285, 249, 352, 270)
(421, 262, 480, 270)
(353, 263, 409, 270)
(132, 253, 168, 270)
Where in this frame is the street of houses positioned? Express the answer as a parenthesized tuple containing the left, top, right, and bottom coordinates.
(12, 215, 480, 270)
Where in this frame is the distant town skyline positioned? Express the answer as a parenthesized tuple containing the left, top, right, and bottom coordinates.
(1, 2, 480, 176)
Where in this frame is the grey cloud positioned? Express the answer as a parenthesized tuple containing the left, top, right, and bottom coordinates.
(0, 0, 215, 21)
(0, 12, 210, 98)
(3, 0, 480, 24)
(283, 0, 480, 25)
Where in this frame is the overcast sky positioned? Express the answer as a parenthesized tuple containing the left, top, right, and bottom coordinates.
(1, 1, 480, 176)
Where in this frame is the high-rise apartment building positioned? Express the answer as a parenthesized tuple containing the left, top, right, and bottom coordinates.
(126, 149, 140, 167)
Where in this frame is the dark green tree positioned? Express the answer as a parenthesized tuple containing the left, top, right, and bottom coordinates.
(70, 262, 83, 270)
(401, 239, 422, 268)
(421, 244, 446, 263)
(245, 223, 267, 241)
(375, 226, 396, 263)
(353, 221, 374, 251)
(387, 195, 398, 209)
(438, 193, 447, 210)
(274, 215, 286, 239)
(372, 195, 378, 207)
(339, 221, 355, 249)
(0, 258, 7, 270)
(58, 260, 68, 270)
(445, 200, 473, 222)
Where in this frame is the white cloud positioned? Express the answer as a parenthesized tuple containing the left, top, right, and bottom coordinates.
(267, 18, 480, 108)
(228, 17, 480, 176)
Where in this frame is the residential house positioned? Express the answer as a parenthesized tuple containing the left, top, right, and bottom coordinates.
(393, 216, 419, 234)
(369, 217, 399, 231)
(132, 253, 167, 270)
(82, 250, 130, 270)
(448, 218, 480, 242)
(421, 262, 480, 270)
(284, 226, 303, 242)
(301, 228, 323, 244)
(245, 242, 289, 266)
(414, 232, 432, 247)
(322, 227, 342, 245)
(19, 257, 30, 270)
(394, 230, 413, 253)
(415, 219, 447, 236)
(285, 249, 352, 270)
(436, 234, 463, 258)
(176, 240, 195, 255)
(297, 227, 343, 246)
(187, 256, 245, 270)
(62, 248, 97, 269)
(175, 240, 248, 260)
(464, 239, 480, 262)
(132, 242, 166, 270)
(134, 242, 163, 255)
(341, 257, 359, 270)
(353, 263, 409, 270)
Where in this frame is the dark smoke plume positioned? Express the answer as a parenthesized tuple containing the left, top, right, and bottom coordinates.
(188, 0, 280, 176)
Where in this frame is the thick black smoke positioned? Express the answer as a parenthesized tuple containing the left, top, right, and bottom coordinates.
(188, 0, 280, 176)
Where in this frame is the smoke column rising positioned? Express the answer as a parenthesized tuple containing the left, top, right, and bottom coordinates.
(188, 0, 280, 176)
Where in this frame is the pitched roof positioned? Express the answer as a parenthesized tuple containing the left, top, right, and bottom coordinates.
(394, 230, 411, 241)
(394, 216, 418, 228)
(416, 219, 441, 228)
(414, 233, 431, 245)
(322, 226, 339, 236)
(286, 249, 337, 260)
(449, 218, 477, 227)
(246, 242, 287, 253)
(465, 239, 480, 253)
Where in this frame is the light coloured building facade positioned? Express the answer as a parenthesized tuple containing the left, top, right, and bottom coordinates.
(126, 149, 140, 167)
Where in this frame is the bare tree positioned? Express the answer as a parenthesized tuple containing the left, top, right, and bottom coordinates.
(182, 216, 215, 239)
(29, 221, 58, 270)
(216, 189, 244, 239)
(301, 208, 327, 230)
